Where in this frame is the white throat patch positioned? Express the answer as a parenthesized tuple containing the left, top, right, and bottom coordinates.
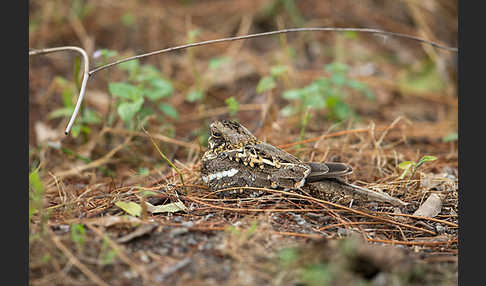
(202, 168, 239, 183)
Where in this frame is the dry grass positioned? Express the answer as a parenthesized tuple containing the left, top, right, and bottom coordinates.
(29, 1, 457, 285)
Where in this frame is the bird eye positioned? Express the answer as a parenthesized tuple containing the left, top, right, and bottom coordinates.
(212, 131, 222, 137)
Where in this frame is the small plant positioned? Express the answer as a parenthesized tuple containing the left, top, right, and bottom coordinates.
(29, 168, 45, 221)
(208, 56, 230, 70)
(185, 29, 206, 103)
(256, 65, 289, 95)
(108, 59, 176, 129)
(398, 155, 438, 180)
(225, 96, 240, 117)
(71, 223, 86, 252)
(225, 221, 259, 243)
(442, 132, 458, 143)
(93, 49, 118, 66)
(277, 247, 333, 286)
(99, 236, 117, 265)
(49, 76, 102, 138)
(282, 62, 375, 122)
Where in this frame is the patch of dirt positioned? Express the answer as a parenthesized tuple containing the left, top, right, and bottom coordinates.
(29, 1, 457, 285)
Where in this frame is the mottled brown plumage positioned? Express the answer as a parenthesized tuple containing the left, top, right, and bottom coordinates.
(201, 120, 352, 193)
(200, 120, 407, 206)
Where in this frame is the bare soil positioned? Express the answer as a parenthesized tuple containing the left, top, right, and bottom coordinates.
(29, 1, 458, 285)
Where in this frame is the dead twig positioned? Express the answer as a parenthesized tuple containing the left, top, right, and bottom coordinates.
(104, 127, 198, 150)
(367, 237, 457, 246)
(277, 125, 398, 149)
(51, 136, 131, 180)
(186, 186, 435, 235)
(374, 211, 458, 228)
(90, 27, 457, 75)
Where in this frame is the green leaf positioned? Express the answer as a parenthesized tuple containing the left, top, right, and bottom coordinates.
(118, 59, 140, 74)
(80, 125, 92, 135)
(117, 97, 144, 123)
(145, 201, 187, 213)
(29, 169, 45, 219)
(313, 78, 331, 91)
(279, 105, 296, 117)
(399, 61, 444, 93)
(225, 96, 240, 116)
(442, 132, 458, 142)
(419, 155, 438, 163)
(343, 31, 357, 39)
(415, 155, 438, 169)
(49, 107, 75, 119)
(209, 57, 230, 70)
(100, 239, 117, 266)
(121, 12, 135, 27)
(278, 247, 299, 266)
(115, 201, 142, 217)
(186, 90, 204, 102)
(324, 62, 349, 74)
(270, 65, 289, 77)
(300, 264, 332, 286)
(282, 89, 302, 100)
(346, 80, 365, 90)
(98, 49, 118, 59)
(71, 223, 86, 247)
(144, 78, 173, 101)
(363, 88, 376, 100)
(187, 29, 200, 43)
(398, 165, 413, 180)
(330, 73, 347, 86)
(398, 161, 415, 169)
(109, 82, 140, 100)
(61, 88, 74, 108)
(303, 93, 326, 109)
(332, 101, 352, 121)
(73, 56, 82, 88)
(81, 109, 102, 124)
(29, 170, 44, 196)
(71, 124, 82, 138)
(256, 76, 276, 94)
(138, 107, 154, 121)
(138, 168, 150, 176)
(159, 103, 179, 119)
(302, 82, 322, 97)
(137, 65, 161, 82)
(141, 190, 157, 197)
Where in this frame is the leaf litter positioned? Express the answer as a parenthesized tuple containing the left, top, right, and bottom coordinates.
(29, 1, 458, 285)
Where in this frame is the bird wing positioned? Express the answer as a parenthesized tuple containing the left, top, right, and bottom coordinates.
(305, 162, 353, 182)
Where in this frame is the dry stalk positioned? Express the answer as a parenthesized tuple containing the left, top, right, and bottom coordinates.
(185, 186, 435, 235)
(104, 127, 198, 150)
(50, 136, 132, 181)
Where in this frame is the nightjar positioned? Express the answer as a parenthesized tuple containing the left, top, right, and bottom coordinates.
(200, 120, 407, 206)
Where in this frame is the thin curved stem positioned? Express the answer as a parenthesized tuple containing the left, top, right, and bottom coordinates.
(89, 27, 458, 76)
(29, 46, 90, 135)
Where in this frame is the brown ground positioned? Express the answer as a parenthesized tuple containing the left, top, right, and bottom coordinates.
(29, 1, 458, 285)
